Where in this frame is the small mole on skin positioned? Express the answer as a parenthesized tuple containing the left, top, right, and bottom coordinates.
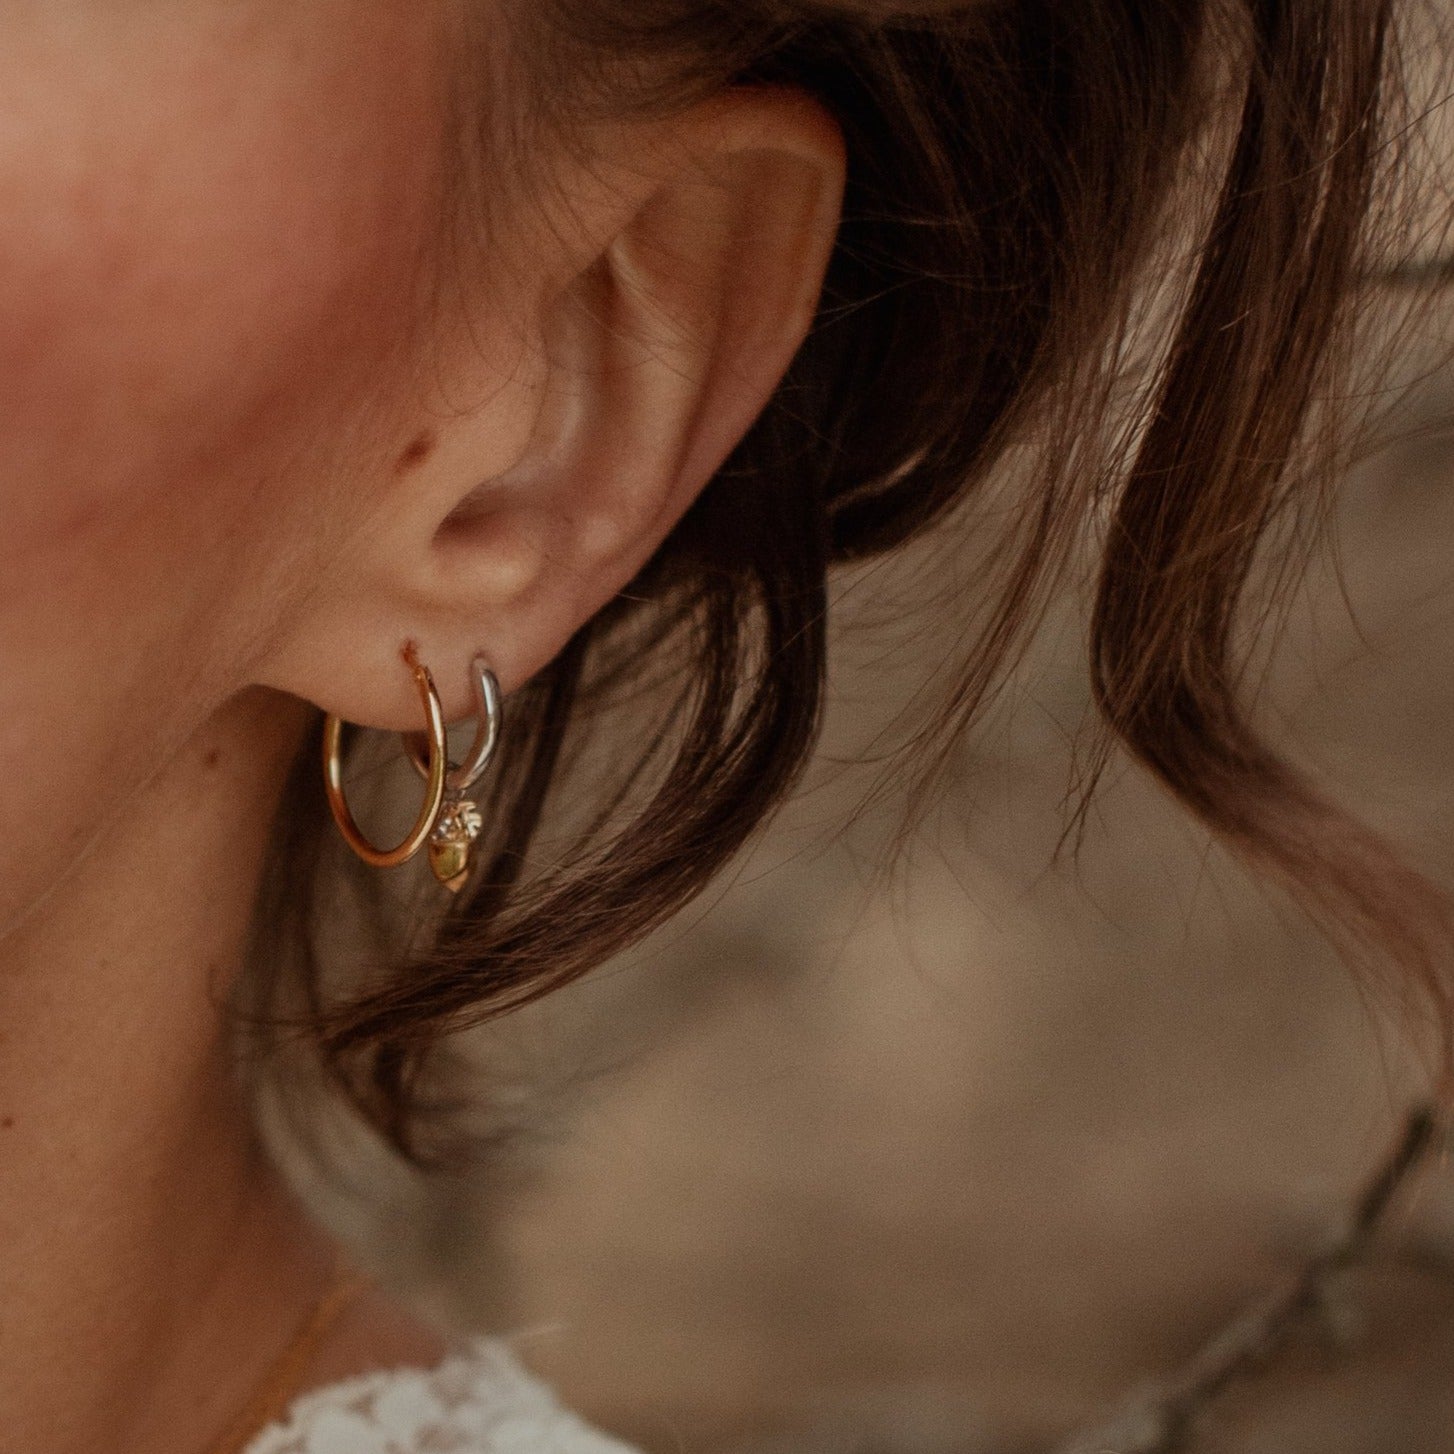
(203, 749, 220, 769)
(394, 431, 437, 474)
(1, 1117, 13, 1131)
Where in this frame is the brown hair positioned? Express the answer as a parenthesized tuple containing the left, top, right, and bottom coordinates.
(253, 0, 1449, 1156)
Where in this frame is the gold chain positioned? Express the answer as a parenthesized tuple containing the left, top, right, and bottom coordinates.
(202, 1260, 369, 1454)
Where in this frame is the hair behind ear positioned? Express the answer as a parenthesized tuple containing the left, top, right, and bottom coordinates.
(249, 0, 1449, 1159)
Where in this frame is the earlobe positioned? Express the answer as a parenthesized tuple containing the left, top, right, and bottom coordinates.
(256, 88, 845, 730)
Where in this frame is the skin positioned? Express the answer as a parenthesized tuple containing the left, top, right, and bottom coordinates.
(0, 4, 846, 1452)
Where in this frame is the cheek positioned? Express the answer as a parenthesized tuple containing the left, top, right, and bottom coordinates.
(0, 3, 448, 547)
(0, 2, 456, 929)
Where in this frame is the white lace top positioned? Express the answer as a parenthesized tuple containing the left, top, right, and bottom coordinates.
(244, 1339, 638, 1454)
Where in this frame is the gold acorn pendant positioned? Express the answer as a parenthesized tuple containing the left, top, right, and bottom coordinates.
(428, 795, 485, 894)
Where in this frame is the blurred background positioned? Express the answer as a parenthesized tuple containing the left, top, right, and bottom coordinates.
(284, 163, 1454, 1454)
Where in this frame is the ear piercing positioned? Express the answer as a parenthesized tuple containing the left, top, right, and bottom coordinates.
(321, 652, 503, 894)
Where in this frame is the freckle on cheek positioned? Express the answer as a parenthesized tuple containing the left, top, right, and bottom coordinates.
(394, 431, 436, 475)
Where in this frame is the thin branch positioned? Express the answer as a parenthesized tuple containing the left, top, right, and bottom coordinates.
(1051, 1106, 1441, 1454)
(1369, 252, 1454, 288)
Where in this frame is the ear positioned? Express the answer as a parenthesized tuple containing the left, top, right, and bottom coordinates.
(258, 86, 845, 728)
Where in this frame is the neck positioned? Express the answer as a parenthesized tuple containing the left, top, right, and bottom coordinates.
(0, 688, 336, 1454)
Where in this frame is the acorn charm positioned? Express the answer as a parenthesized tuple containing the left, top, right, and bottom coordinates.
(428, 796, 484, 894)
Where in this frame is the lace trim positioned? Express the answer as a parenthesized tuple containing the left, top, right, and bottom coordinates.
(244, 1336, 635, 1454)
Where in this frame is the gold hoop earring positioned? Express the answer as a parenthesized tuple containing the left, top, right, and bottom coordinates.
(322, 652, 502, 894)
(322, 660, 448, 872)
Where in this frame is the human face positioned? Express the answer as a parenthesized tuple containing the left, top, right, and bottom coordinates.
(0, 2, 459, 930)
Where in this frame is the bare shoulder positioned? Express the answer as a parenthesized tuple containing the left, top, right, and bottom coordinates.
(304, 1280, 452, 1389)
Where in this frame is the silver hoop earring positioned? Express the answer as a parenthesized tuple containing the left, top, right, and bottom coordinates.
(403, 653, 503, 893)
